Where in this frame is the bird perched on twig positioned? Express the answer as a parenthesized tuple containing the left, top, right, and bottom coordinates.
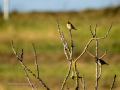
(98, 59, 108, 66)
(67, 21, 77, 30)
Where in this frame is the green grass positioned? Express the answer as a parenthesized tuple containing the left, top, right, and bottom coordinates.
(0, 62, 120, 90)
(0, 7, 120, 53)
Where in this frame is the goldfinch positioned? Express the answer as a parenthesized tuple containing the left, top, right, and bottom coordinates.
(67, 21, 77, 30)
(98, 59, 108, 66)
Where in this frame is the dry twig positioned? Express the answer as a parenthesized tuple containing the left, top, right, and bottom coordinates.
(32, 43, 39, 78)
(56, 20, 73, 90)
(11, 40, 50, 90)
(61, 61, 72, 90)
(80, 74, 86, 90)
(86, 23, 113, 90)
(110, 75, 116, 90)
(24, 68, 34, 90)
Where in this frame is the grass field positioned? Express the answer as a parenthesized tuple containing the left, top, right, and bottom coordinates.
(0, 6, 120, 90)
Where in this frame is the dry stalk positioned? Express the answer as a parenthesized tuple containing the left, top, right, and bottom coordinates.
(56, 20, 113, 90)
(56, 20, 81, 89)
(61, 61, 72, 90)
(56, 20, 73, 90)
(99, 49, 107, 59)
(11, 40, 50, 90)
(69, 29, 73, 59)
(80, 74, 86, 90)
(110, 75, 116, 90)
(75, 38, 93, 62)
(23, 68, 34, 90)
(32, 43, 39, 78)
(87, 23, 113, 90)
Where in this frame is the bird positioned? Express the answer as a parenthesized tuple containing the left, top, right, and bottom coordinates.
(67, 21, 77, 30)
(98, 59, 108, 66)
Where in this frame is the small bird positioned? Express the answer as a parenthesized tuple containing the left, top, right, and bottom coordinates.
(98, 59, 108, 66)
(67, 21, 77, 30)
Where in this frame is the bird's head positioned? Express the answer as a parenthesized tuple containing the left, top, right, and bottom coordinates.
(67, 21, 70, 24)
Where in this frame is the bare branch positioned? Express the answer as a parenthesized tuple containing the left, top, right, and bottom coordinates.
(95, 38, 98, 90)
(94, 23, 97, 37)
(56, 20, 71, 61)
(61, 32, 70, 60)
(56, 20, 62, 39)
(61, 32, 71, 53)
(80, 74, 86, 90)
(95, 57, 98, 90)
(110, 75, 116, 90)
(57, 20, 74, 90)
(93, 22, 113, 40)
(69, 30, 73, 60)
(11, 41, 50, 90)
(61, 61, 72, 90)
(93, 23, 99, 90)
(95, 39, 98, 56)
(21, 49, 23, 61)
(63, 46, 69, 60)
(89, 26, 94, 37)
(86, 48, 95, 58)
(32, 43, 39, 78)
(71, 67, 75, 79)
(24, 68, 34, 90)
(11, 40, 22, 61)
(97, 66, 102, 80)
(75, 38, 93, 62)
(99, 49, 107, 59)
(73, 61, 80, 90)
(76, 71, 79, 90)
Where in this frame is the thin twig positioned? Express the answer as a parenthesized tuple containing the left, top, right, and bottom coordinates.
(11, 40, 50, 90)
(69, 29, 73, 59)
(32, 43, 39, 78)
(110, 75, 116, 90)
(93, 22, 113, 40)
(86, 48, 95, 58)
(94, 23, 97, 37)
(72, 61, 80, 90)
(56, 20, 70, 61)
(98, 66, 102, 80)
(95, 57, 98, 90)
(71, 67, 75, 79)
(57, 20, 74, 89)
(61, 61, 72, 90)
(24, 68, 34, 90)
(80, 74, 86, 90)
(95, 31, 98, 90)
(99, 49, 107, 59)
(21, 49, 23, 61)
(75, 38, 93, 62)
(61, 33, 70, 60)
(62, 32, 71, 53)
(89, 26, 94, 37)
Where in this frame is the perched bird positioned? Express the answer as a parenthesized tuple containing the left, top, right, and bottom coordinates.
(67, 21, 77, 30)
(98, 59, 108, 66)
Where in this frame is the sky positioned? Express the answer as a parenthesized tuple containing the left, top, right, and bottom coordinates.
(0, 0, 120, 12)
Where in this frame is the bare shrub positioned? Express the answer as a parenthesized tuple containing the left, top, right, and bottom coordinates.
(11, 20, 116, 90)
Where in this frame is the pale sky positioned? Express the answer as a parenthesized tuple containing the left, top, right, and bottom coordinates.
(0, 0, 120, 12)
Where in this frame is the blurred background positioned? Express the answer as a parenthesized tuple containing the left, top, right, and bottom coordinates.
(0, 0, 120, 90)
